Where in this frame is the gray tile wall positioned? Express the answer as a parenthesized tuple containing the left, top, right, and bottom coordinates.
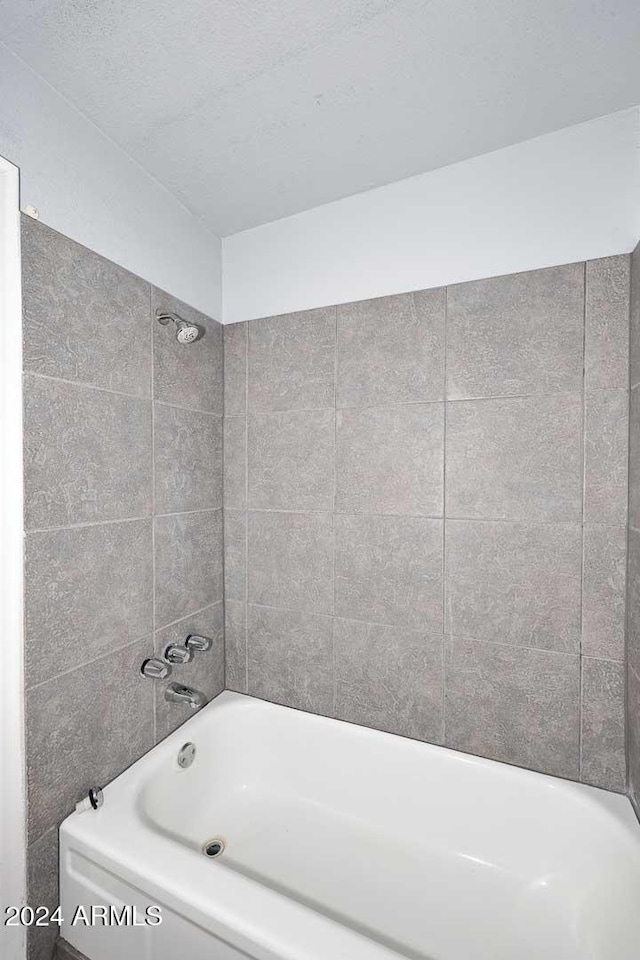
(21, 216, 224, 960)
(224, 258, 629, 796)
(21, 225, 635, 959)
(628, 240, 640, 816)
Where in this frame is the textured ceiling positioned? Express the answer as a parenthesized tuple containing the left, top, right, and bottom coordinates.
(1, 0, 640, 235)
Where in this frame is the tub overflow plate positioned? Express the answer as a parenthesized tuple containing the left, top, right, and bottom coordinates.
(177, 742, 196, 769)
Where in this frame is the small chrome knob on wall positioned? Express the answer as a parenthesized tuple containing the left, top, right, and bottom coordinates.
(140, 657, 172, 680)
(164, 643, 193, 665)
(185, 634, 213, 653)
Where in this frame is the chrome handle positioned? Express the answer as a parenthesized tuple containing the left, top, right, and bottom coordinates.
(140, 657, 172, 680)
(185, 633, 213, 653)
(164, 643, 193, 665)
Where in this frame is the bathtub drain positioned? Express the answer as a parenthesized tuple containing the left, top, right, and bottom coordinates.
(203, 838, 225, 858)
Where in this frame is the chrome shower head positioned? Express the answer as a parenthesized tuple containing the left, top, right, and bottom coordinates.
(156, 310, 202, 344)
(174, 318, 201, 344)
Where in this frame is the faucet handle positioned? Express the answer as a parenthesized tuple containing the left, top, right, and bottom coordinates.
(164, 643, 193, 665)
(141, 657, 172, 680)
(185, 633, 213, 653)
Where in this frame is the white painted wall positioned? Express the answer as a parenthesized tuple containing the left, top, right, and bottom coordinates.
(0, 43, 222, 319)
(223, 108, 640, 323)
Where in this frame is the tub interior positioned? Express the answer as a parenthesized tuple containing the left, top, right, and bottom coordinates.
(135, 697, 640, 960)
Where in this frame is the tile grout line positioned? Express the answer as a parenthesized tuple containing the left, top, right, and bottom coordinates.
(230, 385, 626, 417)
(213, 508, 594, 525)
(154, 397, 223, 417)
(581, 653, 628, 665)
(24, 368, 151, 402)
(26, 632, 152, 692)
(27, 506, 223, 536)
(27, 514, 153, 535)
(28, 819, 59, 851)
(240, 391, 589, 418)
(155, 600, 224, 636)
(155, 506, 223, 519)
(26, 367, 224, 419)
(242, 599, 583, 658)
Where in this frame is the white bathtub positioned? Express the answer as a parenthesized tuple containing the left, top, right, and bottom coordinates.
(60, 691, 640, 960)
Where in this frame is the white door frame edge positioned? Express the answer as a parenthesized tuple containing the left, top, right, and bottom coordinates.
(0, 153, 27, 960)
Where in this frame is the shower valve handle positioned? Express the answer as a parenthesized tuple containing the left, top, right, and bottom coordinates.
(164, 644, 193, 665)
(185, 634, 213, 653)
(141, 657, 172, 680)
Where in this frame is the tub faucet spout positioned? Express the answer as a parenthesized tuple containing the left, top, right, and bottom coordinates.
(165, 682, 206, 710)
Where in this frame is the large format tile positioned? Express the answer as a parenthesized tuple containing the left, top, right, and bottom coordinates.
(27, 826, 58, 916)
(336, 403, 443, 516)
(335, 619, 443, 742)
(337, 288, 445, 406)
(154, 510, 223, 628)
(445, 637, 580, 778)
(22, 216, 151, 397)
(27, 826, 59, 960)
(629, 387, 640, 529)
(446, 394, 582, 521)
(248, 410, 334, 511)
(223, 416, 247, 509)
(249, 307, 335, 413)
(335, 515, 442, 630)
(154, 403, 222, 514)
(24, 375, 152, 529)
(154, 603, 224, 741)
(152, 287, 223, 414)
(628, 528, 640, 679)
(225, 600, 247, 693)
(247, 605, 333, 714)
(445, 520, 581, 652)
(585, 256, 630, 391)
(224, 322, 247, 416)
(25, 519, 153, 687)
(581, 658, 625, 793)
(583, 389, 628, 523)
(224, 510, 246, 601)
(446, 264, 584, 400)
(582, 524, 626, 661)
(248, 511, 333, 614)
(27, 638, 154, 843)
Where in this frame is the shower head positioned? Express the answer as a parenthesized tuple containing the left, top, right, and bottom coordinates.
(156, 310, 202, 344)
